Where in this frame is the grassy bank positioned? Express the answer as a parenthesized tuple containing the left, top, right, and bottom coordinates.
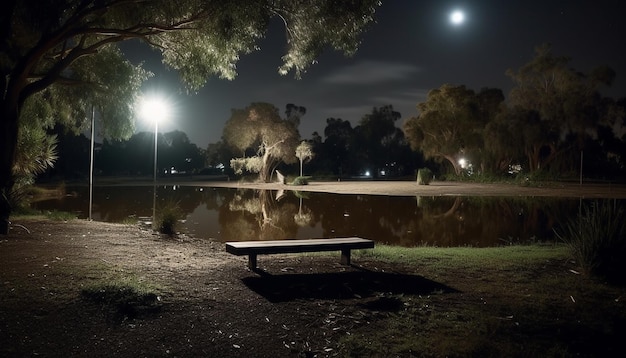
(338, 244, 624, 357)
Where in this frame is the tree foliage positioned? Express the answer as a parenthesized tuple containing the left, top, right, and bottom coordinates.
(504, 44, 620, 173)
(403, 45, 624, 178)
(0, 0, 381, 232)
(96, 130, 204, 176)
(295, 140, 314, 177)
(321, 117, 356, 176)
(354, 105, 410, 177)
(404, 85, 486, 175)
(223, 103, 300, 182)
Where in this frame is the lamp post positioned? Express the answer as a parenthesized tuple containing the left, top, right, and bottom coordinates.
(140, 96, 170, 225)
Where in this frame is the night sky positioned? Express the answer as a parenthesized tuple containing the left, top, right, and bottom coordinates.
(124, 0, 626, 148)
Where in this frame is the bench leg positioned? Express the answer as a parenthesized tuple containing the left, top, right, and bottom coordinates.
(248, 254, 257, 270)
(340, 249, 351, 265)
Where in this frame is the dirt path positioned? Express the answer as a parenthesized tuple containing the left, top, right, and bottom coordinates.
(168, 180, 626, 198)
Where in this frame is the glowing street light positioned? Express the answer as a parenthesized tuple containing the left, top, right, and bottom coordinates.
(139, 95, 171, 224)
(458, 158, 467, 169)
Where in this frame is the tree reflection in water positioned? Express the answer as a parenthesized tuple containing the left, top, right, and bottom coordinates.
(31, 186, 591, 247)
(222, 189, 299, 241)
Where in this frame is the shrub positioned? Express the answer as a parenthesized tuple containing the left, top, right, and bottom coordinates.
(154, 201, 183, 235)
(291, 176, 310, 185)
(555, 200, 626, 283)
(417, 168, 433, 185)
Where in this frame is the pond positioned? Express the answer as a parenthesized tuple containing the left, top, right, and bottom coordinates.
(30, 185, 604, 247)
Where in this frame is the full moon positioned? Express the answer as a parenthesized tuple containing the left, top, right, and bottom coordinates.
(450, 10, 465, 25)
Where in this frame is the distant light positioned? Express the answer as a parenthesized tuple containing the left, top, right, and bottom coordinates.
(458, 158, 467, 168)
(450, 10, 465, 25)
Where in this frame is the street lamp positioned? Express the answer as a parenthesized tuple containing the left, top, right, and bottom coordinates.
(139, 95, 170, 224)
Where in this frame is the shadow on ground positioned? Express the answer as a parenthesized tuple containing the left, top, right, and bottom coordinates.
(242, 268, 459, 303)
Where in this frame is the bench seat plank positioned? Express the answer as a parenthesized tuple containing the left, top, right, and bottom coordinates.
(225, 237, 374, 270)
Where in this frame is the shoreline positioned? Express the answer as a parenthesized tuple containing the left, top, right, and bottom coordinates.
(54, 178, 626, 198)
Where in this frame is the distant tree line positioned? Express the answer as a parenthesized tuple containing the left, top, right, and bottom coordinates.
(45, 128, 205, 179)
(208, 103, 422, 181)
(404, 44, 626, 180)
(46, 45, 626, 183)
(208, 45, 625, 182)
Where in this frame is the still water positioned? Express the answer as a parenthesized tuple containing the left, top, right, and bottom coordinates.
(31, 185, 599, 247)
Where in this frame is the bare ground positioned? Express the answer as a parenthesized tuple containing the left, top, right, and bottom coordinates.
(1, 182, 625, 357)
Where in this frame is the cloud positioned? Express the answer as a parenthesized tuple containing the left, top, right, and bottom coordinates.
(321, 61, 420, 85)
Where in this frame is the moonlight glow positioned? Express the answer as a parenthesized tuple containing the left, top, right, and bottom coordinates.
(450, 10, 465, 25)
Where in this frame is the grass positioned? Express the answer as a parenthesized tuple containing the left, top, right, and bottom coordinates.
(81, 271, 164, 319)
(355, 243, 569, 271)
(555, 200, 626, 283)
(333, 243, 622, 357)
(10, 208, 77, 221)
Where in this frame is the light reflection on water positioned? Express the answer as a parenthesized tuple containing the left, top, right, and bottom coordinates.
(31, 185, 605, 247)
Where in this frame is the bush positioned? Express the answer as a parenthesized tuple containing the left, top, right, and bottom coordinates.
(154, 201, 183, 235)
(417, 168, 433, 185)
(291, 176, 310, 185)
(555, 200, 626, 283)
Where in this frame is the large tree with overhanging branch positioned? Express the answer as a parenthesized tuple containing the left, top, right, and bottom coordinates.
(224, 102, 300, 182)
(0, 0, 381, 233)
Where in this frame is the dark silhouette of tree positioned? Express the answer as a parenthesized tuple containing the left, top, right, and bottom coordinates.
(505, 44, 619, 174)
(404, 85, 484, 175)
(353, 105, 403, 177)
(94, 130, 203, 176)
(322, 118, 356, 177)
(285, 104, 307, 127)
(159, 131, 204, 174)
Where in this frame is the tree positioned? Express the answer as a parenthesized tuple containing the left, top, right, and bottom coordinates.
(285, 103, 307, 127)
(323, 117, 355, 176)
(0, 0, 381, 233)
(295, 141, 314, 176)
(505, 44, 617, 173)
(225, 103, 300, 182)
(159, 130, 204, 174)
(205, 140, 235, 174)
(472, 88, 506, 174)
(10, 102, 59, 207)
(403, 84, 483, 175)
(353, 105, 404, 177)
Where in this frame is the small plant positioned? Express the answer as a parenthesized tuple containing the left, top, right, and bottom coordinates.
(555, 200, 626, 283)
(291, 176, 310, 185)
(45, 210, 76, 221)
(417, 168, 433, 185)
(154, 201, 183, 235)
(82, 277, 162, 319)
(118, 216, 139, 225)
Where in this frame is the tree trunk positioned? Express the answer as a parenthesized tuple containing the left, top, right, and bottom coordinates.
(259, 151, 273, 183)
(443, 154, 461, 175)
(0, 100, 19, 234)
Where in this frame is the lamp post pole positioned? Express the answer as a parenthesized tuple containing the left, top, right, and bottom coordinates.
(89, 105, 95, 221)
(140, 94, 169, 227)
(153, 119, 158, 223)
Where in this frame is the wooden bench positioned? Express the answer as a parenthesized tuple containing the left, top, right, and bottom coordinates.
(225, 237, 375, 270)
